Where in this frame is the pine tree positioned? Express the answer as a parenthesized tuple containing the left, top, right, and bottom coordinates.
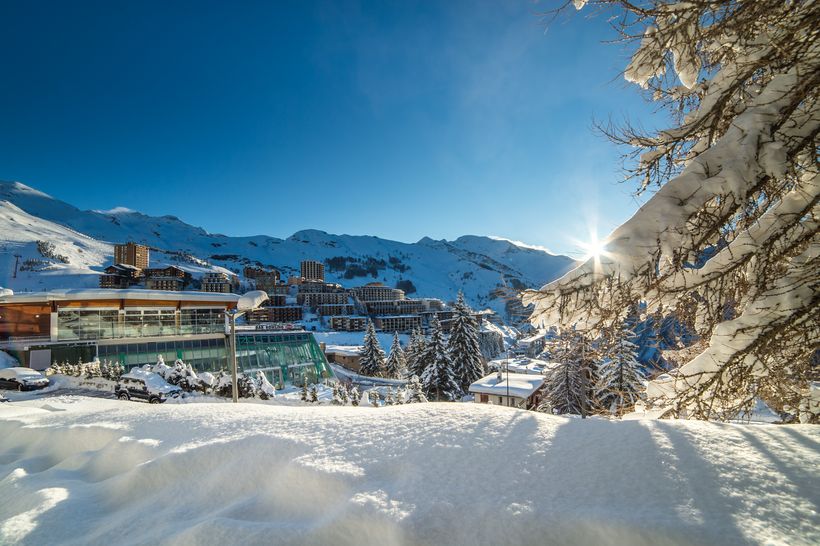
(332, 383, 344, 405)
(385, 386, 395, 405)
(596, 325, 646, 416)
(350, 385, 361, 406)
(237, 373, 258, 398)
(420, 316, 461, 401)
(406, 375, 428, 403)
(448, 292, 486, 393)
(405, 329, 427, 379)
(384, 333, 407, 379)
(309, 385, 319, 403)
(300, 383, 309, 402)
(540, 331, 597, 416)
(359, 321, 386, 377)
(368, 390, 380, 407)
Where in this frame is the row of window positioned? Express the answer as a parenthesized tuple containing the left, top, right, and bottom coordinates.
(57, 308, 225, 341)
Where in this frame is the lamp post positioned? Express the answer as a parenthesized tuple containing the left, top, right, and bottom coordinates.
(506, 349, 511, 407)
(226, 290, 269, 403)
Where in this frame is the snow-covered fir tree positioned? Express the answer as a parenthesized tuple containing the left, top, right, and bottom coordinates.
(237, 373, 257, 398)
(524, 0, 820, 422)
(420, 316, 461, 401)
(448, 292, 486, 392)
(309, 385, 319, 403)
(596, 325, 646, 416)
(385, 386, 395, 405)
(359, 320, 386, 377)
(256, 371, 276, 400)
(405, 328, 427, 379)
(384, 332, 407, 379)
(405, 375, 428, 403)
(332, 383, 344, 405)
(367, 389, 380, 407)
(540, 331, 599, 416)
(300, 383, 308, 402)
(214, 371, 233, 398)
(350, 385, 361, 406)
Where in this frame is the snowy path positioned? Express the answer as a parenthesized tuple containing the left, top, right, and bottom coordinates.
(0, 399, 818, 546)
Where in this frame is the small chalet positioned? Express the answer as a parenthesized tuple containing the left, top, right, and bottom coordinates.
(469, 371, 546, 410)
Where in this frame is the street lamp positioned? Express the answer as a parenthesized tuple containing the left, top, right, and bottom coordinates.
(226, 290, 269, 403)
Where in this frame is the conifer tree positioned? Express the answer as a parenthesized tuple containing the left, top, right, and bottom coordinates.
(384, 333, 407, 379)
(332, 383, 344, 405)
(596, 325, 646, 416)
(300, 383, 308, 402)
(359, 320, 386, 377)
(540, 331, 598, 415)
(420, 316, 461, 401)
(448, 292, 486, 393)
(368, 390, 380, 407)
(350, 385, 361, 406)
(405, 329, 427, 379)
(309, 385, 319, 403)
(406, 375, 428, 403)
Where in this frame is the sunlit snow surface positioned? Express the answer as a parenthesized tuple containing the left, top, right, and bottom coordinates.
(1, 399, 818, 545)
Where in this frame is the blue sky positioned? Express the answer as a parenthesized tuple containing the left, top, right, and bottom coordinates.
(0, 1, 660, 257)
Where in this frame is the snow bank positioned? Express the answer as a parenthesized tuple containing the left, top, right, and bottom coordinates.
(1, 400, 817, 545)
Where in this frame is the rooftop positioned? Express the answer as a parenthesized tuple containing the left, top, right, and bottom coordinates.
(0, 288, 242, 305)
(469, 372, 545, 399)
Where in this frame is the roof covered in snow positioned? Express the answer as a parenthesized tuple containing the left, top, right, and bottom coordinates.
(0, 288, 242, 305)
(469, 372, 545, 399)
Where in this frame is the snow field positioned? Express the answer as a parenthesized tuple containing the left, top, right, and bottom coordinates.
(1, 400, 818, 546)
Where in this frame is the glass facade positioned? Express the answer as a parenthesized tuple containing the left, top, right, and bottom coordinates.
(57, 307, 225, 341)
(235, 332, 333, 387)
(92, 331, 332, 387)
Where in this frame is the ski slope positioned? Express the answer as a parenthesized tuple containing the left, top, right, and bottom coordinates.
(1, 398, 817, 545)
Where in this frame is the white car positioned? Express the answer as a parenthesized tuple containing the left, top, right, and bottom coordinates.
(0, 367, 50, 391)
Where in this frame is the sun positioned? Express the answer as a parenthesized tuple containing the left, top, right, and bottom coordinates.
(579, 234, 607, 260)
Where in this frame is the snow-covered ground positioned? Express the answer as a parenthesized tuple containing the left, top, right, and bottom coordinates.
(1, 398, 817, 545)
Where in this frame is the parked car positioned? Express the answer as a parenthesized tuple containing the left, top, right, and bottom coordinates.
(115, 369, 182, 404)
(0, 367, 50, 391)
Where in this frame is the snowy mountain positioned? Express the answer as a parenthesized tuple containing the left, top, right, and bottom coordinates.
(0, 181, 576, 318)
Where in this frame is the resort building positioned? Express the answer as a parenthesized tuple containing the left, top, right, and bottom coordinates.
(244, 267, 281, 292)
(114, 242, 150, 269)
(245, 305, 303, 324)
(374, 315, 422, 333)
(99, 264, 143, 289)
(329, 316, 368, 332)
(201, 272, 239, 293)
(316, 303, 355, 316)
(298, 292, 349, 307)
(300, 260, 325, 282)
(144, 266, 189, 291)
(351, 283, 405, 302)
(0, 289, 331, 386)
(364, 299, 425, 315)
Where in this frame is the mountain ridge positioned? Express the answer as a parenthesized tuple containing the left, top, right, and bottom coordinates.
(0, 180, 576, 320)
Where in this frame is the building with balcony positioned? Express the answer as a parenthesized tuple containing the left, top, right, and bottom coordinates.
(244, 267, 281, 292)
(298, 292, 349, 307)
(0, 289, 331, 386)
(329, 316, 368, 332)
(114, 242, 150, 269)
(246, 305, 303, 324)
(300, 260, 325, 282)
(99, 264, 143, 289)
(201, 272, 239, 293)
(374, 315, 422, 333)
(351, 283, 405, 302)
(317, 303, 355, 316)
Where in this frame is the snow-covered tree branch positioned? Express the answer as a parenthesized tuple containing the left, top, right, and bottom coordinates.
(525, 0, 819, 420)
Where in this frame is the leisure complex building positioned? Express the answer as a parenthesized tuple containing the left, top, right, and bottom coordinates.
(0, 288, 333, 387)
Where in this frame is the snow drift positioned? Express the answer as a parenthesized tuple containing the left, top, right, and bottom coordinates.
(1, 400, 817, 545)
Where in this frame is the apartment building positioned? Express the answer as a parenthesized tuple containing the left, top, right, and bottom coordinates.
(351, 283, 405, 302)
(364, 299, 425, 315)
(374, 315, 422, 333)
(244, 267, 281, 292)
(298, 292, 349, 307)
(114, 242, 150, 269)
(201, 272, 239, 293)
(300, 260, 325, 282)
(99, 264, 142, 289)
(317, 303, 355, 316)
(329, 316, 368, 331)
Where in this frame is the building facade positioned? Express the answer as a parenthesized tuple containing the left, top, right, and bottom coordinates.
(317, 303, 355, 316)
(201, 272, 239, 293)
(351, 283, 405, 302)
(300, 260, 325, 282)
(374, 315, 422, 333)
(329, 316, 368, 331)
(0, 289, 331, 385)
(246, 305, 303, 324)
(298, 292, 349, 307)
(244, 267, 281, 292)
(114, 242, 150, 269)
(99, 264, 143, 289)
